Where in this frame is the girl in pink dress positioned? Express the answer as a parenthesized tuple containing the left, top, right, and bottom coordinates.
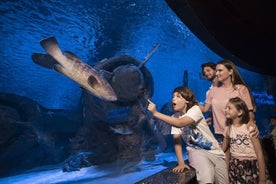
(221, 97, 266, 184)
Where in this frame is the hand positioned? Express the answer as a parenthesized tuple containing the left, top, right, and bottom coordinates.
(247, 120, 259, 138)
(147, 99, 157, 114)
(172, 164, 190, 173)
(205, 117, 212, 126)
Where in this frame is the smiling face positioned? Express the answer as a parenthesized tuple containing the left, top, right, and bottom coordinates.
(203, 66, 216, 81)
(225, 101, 240, 120)
(215, 64, 233, 83)
(171, 92, 188, 114)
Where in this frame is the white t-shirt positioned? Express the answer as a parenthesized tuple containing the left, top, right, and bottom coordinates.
(171, 105, 225, 157)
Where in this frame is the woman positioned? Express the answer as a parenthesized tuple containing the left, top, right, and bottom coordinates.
(199, 59, 257, 143)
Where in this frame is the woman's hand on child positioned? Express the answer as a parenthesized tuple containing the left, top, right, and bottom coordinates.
(247, 120, 259, 138)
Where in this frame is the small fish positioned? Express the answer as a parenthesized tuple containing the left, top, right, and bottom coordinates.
(110, 124, 133, 135)
(34, 36, 117, 101)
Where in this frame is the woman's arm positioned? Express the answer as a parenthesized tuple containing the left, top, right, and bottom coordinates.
(251, 136, 266, 184)
(248, 120, 259, 138)
(198, 103, 211, 113)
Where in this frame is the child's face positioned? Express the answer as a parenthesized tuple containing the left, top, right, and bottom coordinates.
(172, 92, 187, 113)
(225, 102, 241, 119)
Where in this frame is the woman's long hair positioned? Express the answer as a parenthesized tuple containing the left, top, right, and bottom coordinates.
(217, 59, 256, 112)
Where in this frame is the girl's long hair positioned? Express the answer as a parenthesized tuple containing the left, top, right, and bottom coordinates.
(226, 97, 250, 126)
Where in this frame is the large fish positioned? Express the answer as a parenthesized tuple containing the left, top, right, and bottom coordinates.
(33, 36, 117, 101)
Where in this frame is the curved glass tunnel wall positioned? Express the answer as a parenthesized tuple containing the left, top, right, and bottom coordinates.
(0, 0, 275, 180)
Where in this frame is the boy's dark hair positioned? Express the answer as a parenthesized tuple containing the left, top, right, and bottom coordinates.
(201, 62, 216, 72)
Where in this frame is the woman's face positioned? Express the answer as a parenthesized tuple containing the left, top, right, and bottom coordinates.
(216, 64, 232, 83)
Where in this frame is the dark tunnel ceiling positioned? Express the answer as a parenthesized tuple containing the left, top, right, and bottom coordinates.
(165, 0, 276, 76)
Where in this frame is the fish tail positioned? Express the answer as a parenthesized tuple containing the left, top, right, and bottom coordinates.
(40, 36, 63, 57)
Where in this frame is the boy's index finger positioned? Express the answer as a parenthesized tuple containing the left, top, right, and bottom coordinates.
(147, 99, 152, 103)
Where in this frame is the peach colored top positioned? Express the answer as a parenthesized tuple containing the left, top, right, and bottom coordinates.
(205, 84, 253, 134)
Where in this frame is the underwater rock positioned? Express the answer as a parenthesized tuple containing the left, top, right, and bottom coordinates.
(0, 93, 81, 177)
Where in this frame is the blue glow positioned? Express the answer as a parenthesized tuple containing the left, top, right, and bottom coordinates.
(0, 0, 275, 182)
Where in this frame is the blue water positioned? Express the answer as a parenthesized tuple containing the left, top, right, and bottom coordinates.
(1, 0, 275, 182)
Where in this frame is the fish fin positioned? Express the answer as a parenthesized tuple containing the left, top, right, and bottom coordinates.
(32, 53, 58, 69)
(79, 86, 86, 91)
(40, 36, 63, 57)
(99, 70, 113, 81)
(63, 51, 81, 61)
(63, 51, 78, 58)
(53, 64, 68, 75)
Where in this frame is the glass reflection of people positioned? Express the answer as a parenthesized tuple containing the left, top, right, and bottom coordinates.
(221, 97, 266, 184)
(147, 86, 229, 184)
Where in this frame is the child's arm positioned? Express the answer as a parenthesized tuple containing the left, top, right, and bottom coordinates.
(221, 136, 230, 152)
(251, 136, 266, 184)
(221, 126, 230, 152)
(172, 134, 190, 173)
(222, 127, 230, 168)
(147, 99, 194, 128)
